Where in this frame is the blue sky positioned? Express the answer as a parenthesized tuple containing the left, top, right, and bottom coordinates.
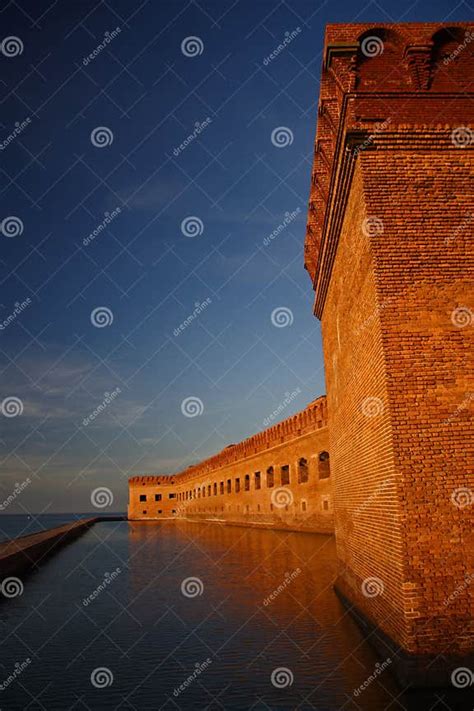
(0, 0, 470, 513)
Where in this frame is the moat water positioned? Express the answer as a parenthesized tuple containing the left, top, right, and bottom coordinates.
(0, 520, 465, 710)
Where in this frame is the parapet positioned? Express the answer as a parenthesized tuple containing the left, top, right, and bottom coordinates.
(305, 22, 474, 311)
(129, 395, 327, 486)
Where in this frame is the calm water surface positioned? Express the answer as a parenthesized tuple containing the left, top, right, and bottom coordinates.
(0, 521, 466, 710)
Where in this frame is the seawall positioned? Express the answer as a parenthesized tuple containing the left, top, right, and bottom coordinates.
(0, 518, 102, 577)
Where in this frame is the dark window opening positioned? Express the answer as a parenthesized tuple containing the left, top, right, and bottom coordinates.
(169, 493, 176, 499)
(140, 494, 147, 502)
(220, 481, 224, 495)
(281, 465, 290, 486)
(244, 474, 250, 491)
(235, 478, 240, 493)
(155, 494, 162, 501)
(266, 466, 274, 488)
(255, 472, 261, 490)
(227, 479, 232, 494)
(298, 457, 309, 483)
(318, 451, 330, 479)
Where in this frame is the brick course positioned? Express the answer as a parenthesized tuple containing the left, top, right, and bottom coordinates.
(128, 396, 334, 533)
(305, 22, 473, 677)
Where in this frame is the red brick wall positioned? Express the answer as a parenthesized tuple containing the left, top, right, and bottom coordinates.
(321, 162, 408, 648)
(129, 398, 335, 534)
(305, 22, 473, 660)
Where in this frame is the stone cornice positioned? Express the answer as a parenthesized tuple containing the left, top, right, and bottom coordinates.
(304, 22, 474, 311)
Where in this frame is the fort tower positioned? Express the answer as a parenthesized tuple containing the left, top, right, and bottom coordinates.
(304, 23, 473, 684)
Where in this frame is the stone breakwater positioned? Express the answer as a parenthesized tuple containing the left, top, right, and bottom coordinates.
(0, 517, 124, 578)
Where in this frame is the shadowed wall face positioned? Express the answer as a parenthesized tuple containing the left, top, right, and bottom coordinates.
(306, 22, 473, 666)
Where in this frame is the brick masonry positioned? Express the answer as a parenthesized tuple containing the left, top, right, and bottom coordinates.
(128, 22, 473, 687)
(305, 22, 473, 682)
(128, 396, 334, 533)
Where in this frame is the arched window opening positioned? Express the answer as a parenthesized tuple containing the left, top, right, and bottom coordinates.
(318, 451, 330, 479)
(267, 466, 274, 488)
(298, 457, 308, 483)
